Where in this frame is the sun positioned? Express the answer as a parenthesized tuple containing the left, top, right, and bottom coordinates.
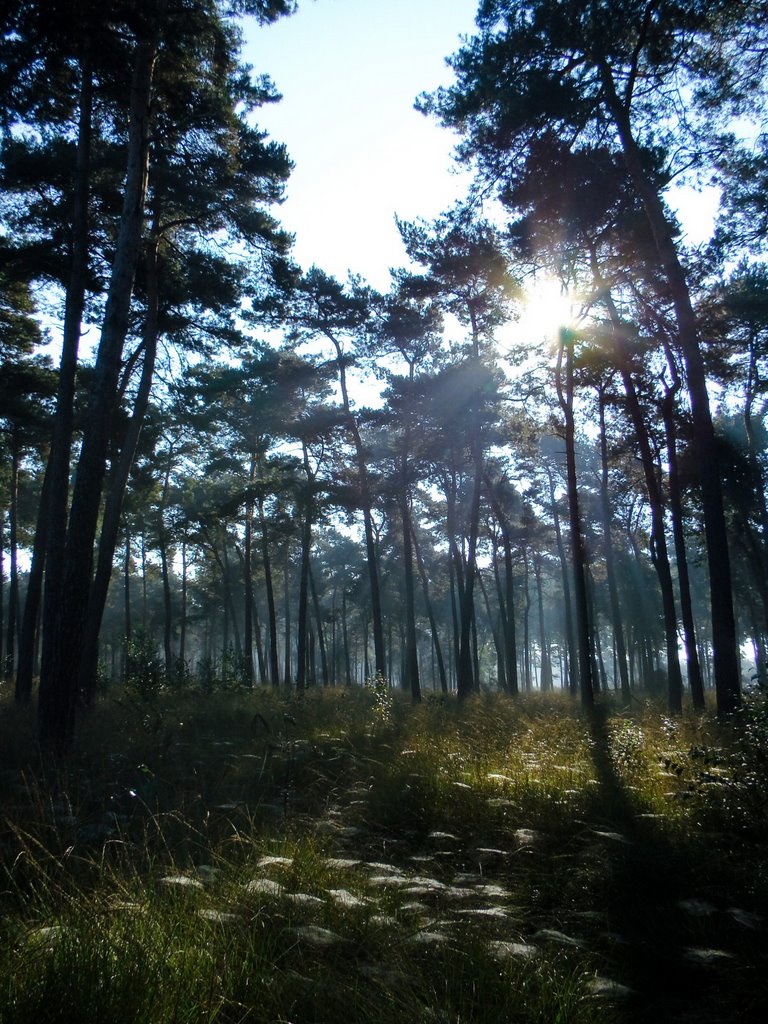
(511, 275, 581, 347)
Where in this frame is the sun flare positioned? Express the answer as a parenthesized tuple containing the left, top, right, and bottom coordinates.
(514, 275, 580, 346)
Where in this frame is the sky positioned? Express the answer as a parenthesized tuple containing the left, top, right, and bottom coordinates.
(242, 0, 478, 292)
(242, 0, 720, 309)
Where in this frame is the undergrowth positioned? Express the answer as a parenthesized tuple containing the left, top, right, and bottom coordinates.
(0, 687, 766, 1023)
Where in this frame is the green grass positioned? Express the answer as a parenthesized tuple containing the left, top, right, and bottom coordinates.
(0, 686, 767, 1023)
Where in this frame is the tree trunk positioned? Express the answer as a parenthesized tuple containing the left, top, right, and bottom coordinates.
(5, 432, 20, 682)
(243, 455, 256, 687)
(78, 228, 160, 705)
(179, 535, 187, 668)
(331, 338, 386, 679)
(660, 374, 706, 709)
(548, 468, 577, 696)
(258, 494, 280, 687)
(36, 44, 93, 708)
(410, 517, 448, 694)
(295, 503, 311, 693)
(597, 385, 631, 702)
(595, 275, 683, 712)
(556, 333, 594, 707)
(283, 544, 291, 686)
(601, 62, 740, 715)
(38, 37, 156, 756)
(535, 555, 553, 692)
(309, 563, 329, 686)
(15, 457, 52, 703)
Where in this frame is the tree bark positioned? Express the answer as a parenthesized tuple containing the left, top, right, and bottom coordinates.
(38, 37, 156, 756)
(597, 385, 631, 702)
(257, 493, 280, 686)
(36, 44, 93, 706)
(548, 468, 577, 696)
(535, 555, 553, 692)
(555, 333, 594, 707)
(243, 455, 256, 687)
(78, 229, 160, 706)
(595, 274, 683, 712)
(410, 517, 449, 694)
(4, 429, 20, 682)
(660, 370, 706, 709)
(15, 460, 51, 702)
(600, 61, 740, 715)
(309, 562, 329, 686)
(330, 336, 386, 679)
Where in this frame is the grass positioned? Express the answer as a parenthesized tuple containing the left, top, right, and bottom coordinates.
(0, 685, 767, 1023)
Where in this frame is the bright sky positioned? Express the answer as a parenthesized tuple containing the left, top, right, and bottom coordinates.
(242, 0, 477, 291)
(243, 0, 719, 305)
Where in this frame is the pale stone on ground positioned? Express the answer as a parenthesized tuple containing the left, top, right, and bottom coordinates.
(408, 930, 449, 945)
(257, 855, 293, 869)
(534, 928, 584, 947)
(198, 908, 240, 923)
(285, 893, 324, 908)
(291, 925, 346, 947)
(457, 907, 510, 920)
(587, 977, 633, 998)
(489, 940, 538, 960)
(327, 888, 367, 908)
(727, 907, 763, 929)
(677, 898, 717, 917)
(683, 947, 735, 965)
(474, 884, 511, 898)
(160, 875, 204, 891)
(245, 878, 284, 896)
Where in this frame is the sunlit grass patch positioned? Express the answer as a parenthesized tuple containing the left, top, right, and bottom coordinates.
(0, 686, 766, 1022)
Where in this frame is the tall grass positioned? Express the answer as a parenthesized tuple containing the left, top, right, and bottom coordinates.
(0, 686, 766, 1023)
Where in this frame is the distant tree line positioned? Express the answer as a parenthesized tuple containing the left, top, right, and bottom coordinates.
(1, 0, 768, 753)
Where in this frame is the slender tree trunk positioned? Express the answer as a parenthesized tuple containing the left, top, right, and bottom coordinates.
(159, 525, 173, 675)
(331, 338, 386, 679)
(79, 233, 161, 705)
(556, 333, 594, 707)
(601, 63, 740, 715)
(243, 454, 256, 687)
(410, 518, 448, 694)
(179, 535, 187, 668)
(400, 491, 421, 703)
(445, 477, 463, 687)
(221, 539, 241, 661)
(5, 431, 20, 682)
(309, 563, 329, 687)
(535, 556, 552, 692)
(15, 459, 52, 703)
(258, 495, 280, 687)
(296, 501, 312, 692)
(0, 513, 4, 681)
(660, 376, 705, 709)
(522, 547, 531, 691)
(548, 468, 577, 696)
(38, 38, 156, 756)
(597, 386, 631, 702)
(36, 44, 93, 707)
(593, 265, 683, 712)
(123, 527, 131, 682)
(492, 546, 510, 693)
(342, 588, 352, 686)
(283, 544, 291, 686)
(478, 569, 505, 689)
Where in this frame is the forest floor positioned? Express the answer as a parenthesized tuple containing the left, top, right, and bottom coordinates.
(0, 685, 766, 1024)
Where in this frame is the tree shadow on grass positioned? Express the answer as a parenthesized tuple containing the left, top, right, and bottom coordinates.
(579, 700, 767, 1024)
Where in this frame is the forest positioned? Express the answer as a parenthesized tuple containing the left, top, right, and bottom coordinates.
(1, 1, 768, 1022)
